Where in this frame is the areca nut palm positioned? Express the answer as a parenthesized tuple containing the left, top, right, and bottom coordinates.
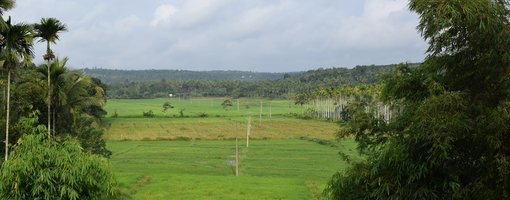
(34, 17, 67, 138)
(0, 0, 14, 32)
(0, 17, 34, 161)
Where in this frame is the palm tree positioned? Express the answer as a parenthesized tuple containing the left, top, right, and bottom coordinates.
(38, 57, 106, 135)
(37, 57, 68, 137)
(33, 18, 67, 138)
(0, 0, 14, 31)
(0, 17, 34, 160)
(57, 70, 106, 131)
(0, 0, 13, 13)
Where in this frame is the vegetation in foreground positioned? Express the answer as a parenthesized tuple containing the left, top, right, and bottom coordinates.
(326, 1, 510, 199)
(0, 116, 117, 199)
(0, 1, 115, 198)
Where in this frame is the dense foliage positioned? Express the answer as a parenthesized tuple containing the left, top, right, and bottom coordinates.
(97, 64, 399, 99)
(326, 0, 510, 199)
(0, 0, 111, 159)
(1, 63, 111, 157)
(0, 117, 116, 199)
(83, 68, 287, 82)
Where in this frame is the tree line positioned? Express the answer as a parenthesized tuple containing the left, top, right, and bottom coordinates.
(83, 68, 288, 82)
(102, 64, 402, 99)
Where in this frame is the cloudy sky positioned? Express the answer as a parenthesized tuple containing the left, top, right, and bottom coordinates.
(7, 0, 427, 72)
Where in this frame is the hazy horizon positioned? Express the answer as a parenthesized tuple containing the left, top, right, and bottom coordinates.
(8, 0, 426, 72)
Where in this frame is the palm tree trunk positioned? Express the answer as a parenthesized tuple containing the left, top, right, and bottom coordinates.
(47, 43, 51, 139)
(47, 65, 51, 138)
(52, 108, 56, 137)
(4, 70, 10, 161)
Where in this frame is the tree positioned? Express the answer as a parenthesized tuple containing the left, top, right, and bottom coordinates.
(221, 99, 233, 110)
(0, 115, 117, 199)
(0, 0, 13, 31)
(162, 101, 173, 112)
(35, 59, 111, 157)
(34, 17, 67, 138)
(0, 17, 34, 160)
(37, 57, 68, 137)
(326, 0, 510, 199)
(53, 67, 106, 134)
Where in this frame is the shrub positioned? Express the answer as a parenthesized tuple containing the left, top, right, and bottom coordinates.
(142, 110, 155, 118)
(179, 109, 185, 118)
(0, 133, 117, 199)
(112, 110, 118, 118)
(197, 112, 208, 118)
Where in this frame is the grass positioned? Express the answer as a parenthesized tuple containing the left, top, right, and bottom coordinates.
(104, 98, 338, 141)
(109, 139, 361, 199)
(104, 117, 338, 141)
(104, 98, 355, 199)
(105, 98, 301, 118)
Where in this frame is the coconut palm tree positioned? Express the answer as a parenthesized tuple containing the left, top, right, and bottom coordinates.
(33, 17, 67, 138)
(57, 70, 106, 131)
(0, 17, 34, 160)
(38, 57, 106, 135)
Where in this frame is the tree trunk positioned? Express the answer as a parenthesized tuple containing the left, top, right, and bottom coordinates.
(4, 70, 10, 161)
(47, 42, 52, 139)
(52, 108, 56, 137)
(47, 60, 51, 138)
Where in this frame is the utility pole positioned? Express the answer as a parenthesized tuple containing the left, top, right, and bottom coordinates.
(246, 114, 251, 147)
(269, 101, 272, 119)
(236, 138, 239, 176)
(259, 101, 262, 126)
(237, 99, 240, 111)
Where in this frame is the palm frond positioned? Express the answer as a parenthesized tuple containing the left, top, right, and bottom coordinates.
(0, 0, 14, 15)
(33, 18, 68, 44)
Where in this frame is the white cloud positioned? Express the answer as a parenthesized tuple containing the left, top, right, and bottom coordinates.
(150, 0, 229, 28)
(176, 0, 229, 27)
(150, 4, 177, 27)
(4, 0, 426, 71)
(333, 0, 419, 50)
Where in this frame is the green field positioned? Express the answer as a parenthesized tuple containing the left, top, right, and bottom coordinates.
(105, 98, 300, 118)
(109, 139, 360, 199)
(104, 98, 338, 141)
(104, 98, 353, 199)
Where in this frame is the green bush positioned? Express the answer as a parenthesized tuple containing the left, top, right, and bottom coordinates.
(142, 110, 155, 118)
(197, 112, 208, 118)
(0, 132, 117, 199)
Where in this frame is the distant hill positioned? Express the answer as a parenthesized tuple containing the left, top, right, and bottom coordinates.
(85, 63, 418, 99)
(81, 69, 290, 83)
(286, 64, 396, 87)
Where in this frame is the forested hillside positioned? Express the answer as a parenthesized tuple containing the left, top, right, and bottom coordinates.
(89, 64, 409, 99)
(82, 69, 288, 82)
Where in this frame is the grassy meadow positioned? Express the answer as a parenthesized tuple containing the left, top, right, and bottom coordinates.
(104, 98, 338, 141)
(103, 98, 355, 199)
(105, 98, 300, 118)
(109, 139, 361, 199)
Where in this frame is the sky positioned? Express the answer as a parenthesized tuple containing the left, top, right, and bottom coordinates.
(6, 0, 427, 72)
